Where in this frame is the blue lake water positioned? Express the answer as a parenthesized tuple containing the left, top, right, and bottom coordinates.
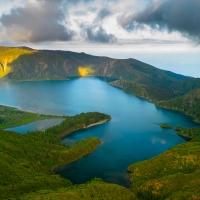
(5, 118, 64, 134)
(0, 77, 199, 187)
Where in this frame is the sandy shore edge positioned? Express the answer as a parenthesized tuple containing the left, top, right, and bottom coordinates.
(86, 119, 109, 128)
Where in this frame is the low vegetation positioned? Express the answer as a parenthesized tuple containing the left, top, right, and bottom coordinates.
(128, 128, 200, 199)
(20, 178, 137, 200)
(156, 88, 200, 123)
(0, 105, 63, 129)
(0, 112, 112, 199)
(159, 123, 173, 129)
(176, 127, 200, 139)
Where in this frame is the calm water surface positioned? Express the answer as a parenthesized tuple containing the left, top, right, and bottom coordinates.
(5, 118, 64, 134)
(0, 77, 199, 187)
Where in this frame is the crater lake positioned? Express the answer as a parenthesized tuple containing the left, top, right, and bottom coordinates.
(0, 77, 199, 187)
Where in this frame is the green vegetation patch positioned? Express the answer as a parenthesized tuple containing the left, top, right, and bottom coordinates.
(159, 123, 173, 129)
(174, 126, 184, 131)
(128, 127, 200, 199)
(0, 112, 111, 199)
(20, 178, 137, 200)
(176, 127, 200, 139)
(0, 105, 63, 129)
(134, 172, 200, 200)
(156, 88, 200, 123)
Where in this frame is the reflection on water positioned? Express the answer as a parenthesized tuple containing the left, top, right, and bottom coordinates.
(5, 118, 64, 134)
(151, 136, 166, 144)
(0, 77, 199, 186)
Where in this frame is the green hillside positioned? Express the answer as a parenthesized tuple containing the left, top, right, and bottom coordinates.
(177, 127, 200, 139)
(0, 112, 116, 199)
(156, 88, 200, 122)
(171, 78, 200, 96)
(1, 108, 200, 199)
(128, 129, 200, 200)
(0, 46, 186, 102)
(20, 178, 137, 200)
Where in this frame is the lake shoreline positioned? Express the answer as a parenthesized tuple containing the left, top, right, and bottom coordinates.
(61, 118, 111, 140)
(0, 77, 197, 191)
(86, 119, 110, 128)
(0, 104, 64, 129)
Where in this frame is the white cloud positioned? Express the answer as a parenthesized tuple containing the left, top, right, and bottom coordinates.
(0, 0, 197, 48)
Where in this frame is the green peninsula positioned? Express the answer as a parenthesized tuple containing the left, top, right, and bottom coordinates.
(160, 123, 173, 129)
(0, 112, 118, 200)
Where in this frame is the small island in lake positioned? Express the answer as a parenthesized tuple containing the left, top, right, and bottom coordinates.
(159, 123, 173, 129)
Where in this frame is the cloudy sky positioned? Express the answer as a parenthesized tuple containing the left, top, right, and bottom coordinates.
(0, 0, 200, 77)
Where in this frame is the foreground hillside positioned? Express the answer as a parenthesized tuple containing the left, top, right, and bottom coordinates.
(1, 112, 137, 200)
(1, 108, 200, 199)
(19, 179, 137, 200)
(128, 129, 200, 200)
(0, 129, 136, 200)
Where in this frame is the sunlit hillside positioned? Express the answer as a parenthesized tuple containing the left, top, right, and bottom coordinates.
(0, 46, 200, 121)
(0, 46, 36, 78)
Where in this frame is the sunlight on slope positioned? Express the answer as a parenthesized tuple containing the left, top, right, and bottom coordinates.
(0, 47, 36, 78)
(78, 66, 94, 76)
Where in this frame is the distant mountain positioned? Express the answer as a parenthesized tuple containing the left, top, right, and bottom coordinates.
(0, 46, 200, 120)
(0, 46, 186, 100)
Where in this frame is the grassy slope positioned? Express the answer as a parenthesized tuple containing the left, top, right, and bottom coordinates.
(0, 112, 113, 199)
(20, 178, 137, 200)
(171, 78, 200, 96)
(128, 130, 200, 200)
(0, 129, 101, 199)
(176, 127, 200, 140)
(0, 105, 63, 129)
(156, 88, 200, 122)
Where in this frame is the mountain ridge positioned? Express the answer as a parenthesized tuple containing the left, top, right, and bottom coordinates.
(0, 46, 200, 121)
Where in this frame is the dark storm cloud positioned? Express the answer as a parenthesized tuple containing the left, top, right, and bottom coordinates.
(0, 0, 74, 43)
(85, 26, 116, 43)
(119, 0, 200, 42)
